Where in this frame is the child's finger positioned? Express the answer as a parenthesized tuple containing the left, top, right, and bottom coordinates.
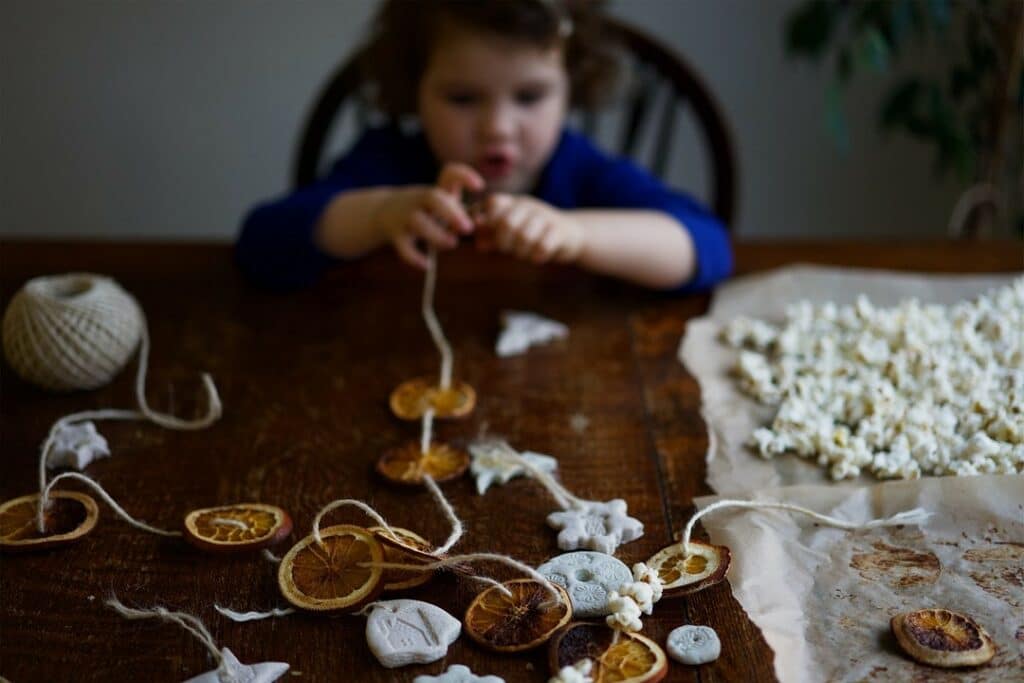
(410, 209, 457, 249)
(437, 163, 485, 196)
(514, 214, 547, 259)
(496, 204, 531, 253)
(392, 235, 429, 270)
(532, 228, 561, 263)
(423, 189, 473, 234)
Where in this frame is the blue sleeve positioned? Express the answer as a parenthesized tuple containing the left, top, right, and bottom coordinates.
(574, 141, 733, 292)
(235, 128, 412, 290)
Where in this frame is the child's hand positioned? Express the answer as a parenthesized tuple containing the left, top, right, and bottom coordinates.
(378, 163, 484, 269)
(475, 194, 584, 264)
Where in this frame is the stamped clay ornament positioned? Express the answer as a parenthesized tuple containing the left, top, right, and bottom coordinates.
(666, 625, 721, 665)
(413, 664, 505, 683)
(537, 551, 632, 618)
(365, 599, 461, 668)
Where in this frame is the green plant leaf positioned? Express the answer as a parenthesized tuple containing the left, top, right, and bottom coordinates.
(857, 27, 891, 73)
(825, 82, 850, 154)
(785, 0, 839, 59)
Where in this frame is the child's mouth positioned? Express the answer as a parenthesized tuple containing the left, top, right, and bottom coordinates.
(478, 153, 515, 180)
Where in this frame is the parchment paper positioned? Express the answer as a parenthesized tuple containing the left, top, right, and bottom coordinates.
(680, 265, 1021, 495)
(677, 266, 1024, 682)
(695, 476, 1023, 682)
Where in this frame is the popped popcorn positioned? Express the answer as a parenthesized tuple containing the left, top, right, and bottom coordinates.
(721, 279, 1024, 480)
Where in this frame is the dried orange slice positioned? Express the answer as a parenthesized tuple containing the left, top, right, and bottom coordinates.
(646, 540, 731, 597)
(376, 441, 470, 485)
(183, 503, 292, 553)
(549, 622, 668, 682)
(0, 491, 99, 553)
(389, 377, 476, 420)
(464, 578, 572, 652)
(891, 608, 996, 668)
(278, 524, 384, 613)
(369, 526, 436, 591)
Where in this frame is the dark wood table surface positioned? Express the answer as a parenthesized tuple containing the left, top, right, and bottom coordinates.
(1, 239, 1021, 683)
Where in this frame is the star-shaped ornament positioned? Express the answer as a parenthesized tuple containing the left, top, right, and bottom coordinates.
(182, 647, 289, 683)
(546, 499, 644, 555)
(468, 442, 557, 495)
(46, 421, 110, 470)
(412, 663, 505, 683)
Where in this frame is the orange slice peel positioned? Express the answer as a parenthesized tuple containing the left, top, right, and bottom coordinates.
(390, 378, 476, 420)
(183, 503, 292, 553)
(549, 621, 668, 683)
(278, 524, 384, 613)
(646, 540, 731, 597)
(376, 441, 470, 486)
(891, 608, 996, 668)
(464, 578, 572, 653)
(0, 491, 99, 553)
(368, 525, 436, 591)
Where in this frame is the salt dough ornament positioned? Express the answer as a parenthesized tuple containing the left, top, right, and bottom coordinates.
(413, 664, 505, 683)
(182, 647, 289, 683)
(496, 310, 568, 357)
(666, 625, 721, 665)
(468, 441, 558, 495)
(45, 421, 110, 470)
(365, 599, 461, 668)
(546, 500, 644, 555)
(536, 551, 631, 618)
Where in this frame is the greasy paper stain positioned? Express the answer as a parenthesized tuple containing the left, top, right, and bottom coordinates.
(963, 543, 1024, 608)
(850, 542, 941, 589)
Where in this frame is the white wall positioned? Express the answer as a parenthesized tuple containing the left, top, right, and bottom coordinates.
(1, 0, 963, 241)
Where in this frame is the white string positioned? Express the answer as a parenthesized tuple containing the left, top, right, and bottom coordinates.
(420, 408, 435, 455)
(361, 552, 562, 602)
(423, 474, 463, 554)
(312, 499, 396, 546)
(106, 596, 222, 663)
(422, 247, 453, 390)
(214, 605, 294, 622)
(43, 472, 181, 537)
(679, 499, 934, 554)
(262, 549, 282, 564)
(36, 319, 222, 527)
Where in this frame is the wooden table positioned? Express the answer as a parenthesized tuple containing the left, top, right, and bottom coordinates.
(1, 240, 1020, 683)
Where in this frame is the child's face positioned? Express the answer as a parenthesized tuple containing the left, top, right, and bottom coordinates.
(418, 25, 569, 194)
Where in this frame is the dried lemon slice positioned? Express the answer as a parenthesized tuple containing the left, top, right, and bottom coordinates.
(0, 491, 99, 553)
(464, 578, 572, 653)
(549, 621, 668, 682)
(376, 441, 470, 485)
(278, 524, 384, 613)
(183, 503, 292, 553)
(369, 526, 435, 591)
(389, 378, 476, 420)
(646, 540, 731, 597)
(891, 608, 996, 668)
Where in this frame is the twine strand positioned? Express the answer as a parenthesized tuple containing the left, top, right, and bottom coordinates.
(106, 596, 222, 664)
(422, 247, 453, 390)
(43, 472, 181, 536)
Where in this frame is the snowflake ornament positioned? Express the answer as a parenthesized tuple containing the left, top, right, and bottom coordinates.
(468, 441, 558, 495)
(546, 499, 644, 555)
(46, 421, 110, 470)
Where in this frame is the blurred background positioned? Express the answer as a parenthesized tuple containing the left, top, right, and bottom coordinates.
(2, 0, 1021, 241)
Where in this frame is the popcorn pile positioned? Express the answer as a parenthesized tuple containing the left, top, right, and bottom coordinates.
(721, 278, 1024, 480)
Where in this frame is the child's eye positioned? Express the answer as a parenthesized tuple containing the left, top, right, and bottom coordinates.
(445, 93, 479, 107)
(515, 89, 548, 106)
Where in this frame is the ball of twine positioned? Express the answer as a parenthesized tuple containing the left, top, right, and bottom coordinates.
(2, 273, 144, 392)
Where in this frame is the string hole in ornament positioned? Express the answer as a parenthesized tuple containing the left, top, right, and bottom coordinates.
(574, 568, 593, 582)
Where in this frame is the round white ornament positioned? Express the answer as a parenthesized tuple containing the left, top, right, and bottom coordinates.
(537, 551, 631, 618)
(666, 624, 721, 665)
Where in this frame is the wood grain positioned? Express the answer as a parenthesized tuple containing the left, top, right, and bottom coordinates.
(1, 239, 1020, 682)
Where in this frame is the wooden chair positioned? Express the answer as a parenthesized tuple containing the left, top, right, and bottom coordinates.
(292, 17, 737, 226)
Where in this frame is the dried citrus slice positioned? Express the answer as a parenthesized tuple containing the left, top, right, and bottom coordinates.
(646, 540, 731, 597)
(183, 503, 292, 553)
(549, 622, 668, 683)
(891, 608, 996, 668)
(368, 526, 436, 591)
(0, 491, 99, 553)
(389, 377, 476, 420)
(464, 578, 572, 652)
(278, 524, 384, 613)
(376, 441, 470, 485)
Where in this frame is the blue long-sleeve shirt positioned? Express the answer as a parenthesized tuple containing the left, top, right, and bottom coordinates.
(236, 126, 732, 291)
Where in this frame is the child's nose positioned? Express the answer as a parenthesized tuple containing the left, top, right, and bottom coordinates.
(481, 102, 515, 140)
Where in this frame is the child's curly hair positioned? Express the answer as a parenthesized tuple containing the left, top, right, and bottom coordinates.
(360, 0, 622, 118)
